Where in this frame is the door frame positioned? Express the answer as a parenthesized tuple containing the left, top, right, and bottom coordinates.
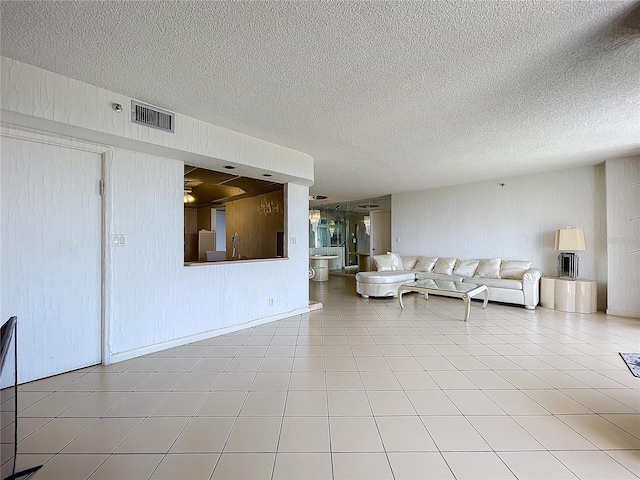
(0, 124, 113, 367)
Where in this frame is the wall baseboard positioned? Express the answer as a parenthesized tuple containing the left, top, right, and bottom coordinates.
(106, 305, 312, 365)
(606, 309, 640, 319)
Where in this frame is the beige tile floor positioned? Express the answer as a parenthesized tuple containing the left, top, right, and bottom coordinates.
(1, 275, 639, 479)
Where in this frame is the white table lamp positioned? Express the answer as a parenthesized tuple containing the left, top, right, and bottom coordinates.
(555, 227, 585, 279)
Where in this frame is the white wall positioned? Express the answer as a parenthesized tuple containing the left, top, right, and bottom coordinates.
(606, 156, 640, 317)
(107, 148, 309, 359)
(392, 165, 607, 308)
(0, 56, 312, 370)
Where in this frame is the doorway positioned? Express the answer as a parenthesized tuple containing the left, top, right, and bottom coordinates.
(308, 195, 391, 274)
(0, 134, 103, 386)
(370, 210, 392, 258)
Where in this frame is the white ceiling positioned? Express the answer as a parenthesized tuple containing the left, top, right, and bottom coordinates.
(1, 1, 639, 202)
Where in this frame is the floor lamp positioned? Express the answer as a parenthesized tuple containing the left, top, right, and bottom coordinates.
(1, 317, 43, 480)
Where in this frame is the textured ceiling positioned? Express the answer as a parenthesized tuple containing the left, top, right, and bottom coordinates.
(1, 1, 639, 202)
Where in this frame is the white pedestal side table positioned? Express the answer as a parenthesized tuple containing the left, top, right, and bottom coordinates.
(309, 255, 339, 282)
(540, 277, 597, 313)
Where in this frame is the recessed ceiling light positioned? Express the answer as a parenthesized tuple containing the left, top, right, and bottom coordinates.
(357, 204, 379, 209)
(263, 173, 272, 177)
(224, 165, 235, 170)
(312, 195, 328, 200)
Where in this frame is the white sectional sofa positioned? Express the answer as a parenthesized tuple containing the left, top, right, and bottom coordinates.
(355, 254, 542, 309)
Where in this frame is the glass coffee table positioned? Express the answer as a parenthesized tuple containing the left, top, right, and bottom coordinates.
(398, 279, 488, 321)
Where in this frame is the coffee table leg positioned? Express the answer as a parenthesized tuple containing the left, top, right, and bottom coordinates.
(483, 289, 488, 309)
(398, 289, 405, 309)
(463, 295, 471, 322)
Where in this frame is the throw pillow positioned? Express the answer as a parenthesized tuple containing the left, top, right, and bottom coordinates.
(453, 259, 480, 278)
(401, 256, 418, 270)
(373, 254, 396, 272)
(475, 259, 501, 279)
(386, 252, 404, 271)
(415, 256, 438, 272)
(433, 257, 456, 275)
(500, 260, 532, 279)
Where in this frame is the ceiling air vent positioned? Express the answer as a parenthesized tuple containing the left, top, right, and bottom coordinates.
(131, 101, 175, 133)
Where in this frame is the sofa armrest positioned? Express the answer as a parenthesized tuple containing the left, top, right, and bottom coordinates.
(522, 268, 542, 309)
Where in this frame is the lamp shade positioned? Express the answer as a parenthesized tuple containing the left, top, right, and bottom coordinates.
(555, 228, 585, 251)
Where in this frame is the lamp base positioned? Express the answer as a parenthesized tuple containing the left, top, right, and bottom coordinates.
(558, 252, 579, 279)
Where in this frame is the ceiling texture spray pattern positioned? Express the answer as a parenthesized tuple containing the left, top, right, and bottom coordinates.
(1, 1, 639, 201)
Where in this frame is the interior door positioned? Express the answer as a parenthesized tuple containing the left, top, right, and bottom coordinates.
(1, 135, 102, 386)
(370, 210, 391, 256)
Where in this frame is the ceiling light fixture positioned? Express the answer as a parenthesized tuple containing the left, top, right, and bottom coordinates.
(183, 187, 195, 203)
(309, 209, 321, 229)
(223, 165, 235, 170)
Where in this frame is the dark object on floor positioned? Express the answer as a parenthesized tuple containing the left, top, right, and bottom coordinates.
(1, 317, 44, 480)
(619, 353, 640, 378)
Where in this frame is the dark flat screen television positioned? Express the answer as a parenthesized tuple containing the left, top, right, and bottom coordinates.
(1, 316, 44, 479)
(0, 317, 16, 373)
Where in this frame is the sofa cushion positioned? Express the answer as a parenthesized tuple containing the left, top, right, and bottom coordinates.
(500, 260, 532, 280)
(387, 252, 404, 271)
(356, 271, 416, 284)
(415, 272, 464, 282)
(401, 255, 418, 270)
(475, 259, 501, 279)
(433, 257, 457, 275)
(415, 256, 438, 272)
(453, 259, 480, 278)
(463, 277, 523, 289)
(373, 254, 396, 271)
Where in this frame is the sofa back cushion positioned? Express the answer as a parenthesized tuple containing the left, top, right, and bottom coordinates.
(387, 252, 404, 271)
(401, 256, 418, 270)
(373, 253, 400, 272)
(433, 257, 457, 275)
(500, 260, 532, 279)
(475, 259, 501, 279)
(415, 256, 438, 272)
(372, 254, 393, 271)
(453, 259, 480, 278)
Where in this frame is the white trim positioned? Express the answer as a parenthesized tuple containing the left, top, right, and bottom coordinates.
(101, 150, 114, 365)
(106, 305, 312, 365)
(606, 309, 640, 319)
(0, 122, 110, 154)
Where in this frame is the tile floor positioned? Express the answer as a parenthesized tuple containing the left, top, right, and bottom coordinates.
(1, 276, 639, 479)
